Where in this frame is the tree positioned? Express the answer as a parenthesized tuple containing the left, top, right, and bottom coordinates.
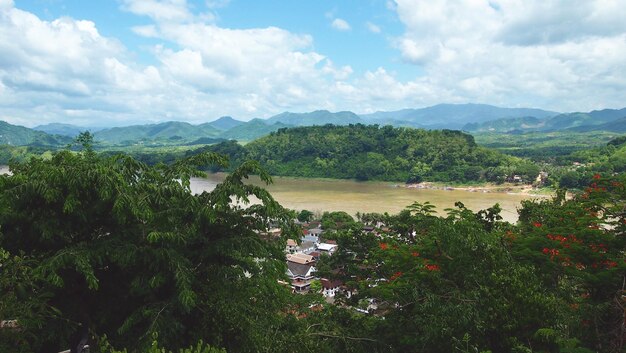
(297, 209, 314, 223)
(0, 143, 300, 352)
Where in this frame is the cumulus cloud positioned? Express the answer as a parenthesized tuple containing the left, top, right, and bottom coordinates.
(1, 0, 625, 127)
(331, 18, 351, 31)
(0, 3, 364, 126)
(0, 0, 13, 9)
(390, 0, 626, 111)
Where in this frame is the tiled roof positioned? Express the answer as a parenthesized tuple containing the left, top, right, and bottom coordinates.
(320, 278, 343, 289)
(286, 253, 315, 264)
(287, 262, 315, 277)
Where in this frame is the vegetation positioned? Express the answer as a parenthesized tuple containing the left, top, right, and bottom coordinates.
(0, 120, 71, 146)
(0, 136, 624, 352)
(0, 134, 301, 352)
(197, 125, 541, 184)
(316, 173, 626, 352)
(473, 131, 617, 161)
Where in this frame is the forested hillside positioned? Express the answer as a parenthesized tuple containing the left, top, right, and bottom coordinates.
(198, 124, 540, 183)
(0, 121, 71, 146)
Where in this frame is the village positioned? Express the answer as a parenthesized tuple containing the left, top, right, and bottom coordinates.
(277, 212, 387, 314)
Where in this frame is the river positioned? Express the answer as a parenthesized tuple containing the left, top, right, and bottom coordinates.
(191, 173, 540, 223)
(0, 165, 539, 222)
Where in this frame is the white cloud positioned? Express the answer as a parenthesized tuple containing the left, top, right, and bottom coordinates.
(331, 18, 351, 31)
(0, 4, 366, 126)
(1, 1, 625, 128)
(389, 0, 626, 111)
(366, 22, 381, 34)
(120, 0, 192, 22)
(0, 0, 13, 9)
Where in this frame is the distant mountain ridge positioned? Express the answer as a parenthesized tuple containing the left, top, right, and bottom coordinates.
(93, 121, 222, 145)
(206, 116, 244, 131)
(465, 107, 626, 133)
(3, 104, 625, 148)
(1, 121, 71, 146)
(360, 103, 560, 129)
(266, 110, 363, 126)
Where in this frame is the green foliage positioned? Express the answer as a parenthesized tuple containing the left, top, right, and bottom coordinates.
(474, 131, 616, 162)
(98, 334, 226, 353)
(93, 121, 221, 146)
(514, 173, 626, 351)
(2, 135, 625, 353)
(321, 211, 355, 230)
(0, 147, 300, 352)
(297, 209, 314, 222)
(208, 124, 529, 183)
(313, 173, 626, 352)
(0, 120, 71, 146)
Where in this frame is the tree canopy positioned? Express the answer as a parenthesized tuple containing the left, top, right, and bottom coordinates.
(0, 140, 299, 352)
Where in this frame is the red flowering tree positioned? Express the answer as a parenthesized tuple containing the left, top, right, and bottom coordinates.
(323, 202, 560, 352)
(515, 173, 626, 352)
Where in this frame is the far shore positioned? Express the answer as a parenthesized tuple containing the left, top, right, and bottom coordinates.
(0, 165, 553, 199)
(398, 181, 553, 198)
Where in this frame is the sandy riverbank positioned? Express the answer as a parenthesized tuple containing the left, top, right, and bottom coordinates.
(399, 182, 552, 198)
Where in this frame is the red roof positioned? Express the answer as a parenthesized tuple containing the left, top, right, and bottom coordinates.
(320, 278, 343, 289)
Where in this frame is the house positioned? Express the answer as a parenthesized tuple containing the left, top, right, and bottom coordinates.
(286, 239, 298, 254)
(308, 228, 323, 237)
(286, 261, 316, 293)
(286, 253, 315, 265)
(317, 243, 338, 255)
(268, 228, 282, 237)
(298, 240, 316, 253)
(308, 251, 321, 261)
(320, 278, 343, 298)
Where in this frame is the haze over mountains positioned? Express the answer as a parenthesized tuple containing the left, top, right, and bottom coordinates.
(2, 104, 624, 146)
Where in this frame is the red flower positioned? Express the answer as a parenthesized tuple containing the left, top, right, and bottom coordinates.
(411, 252, 420, 257)
(533, 222, 542, 228)
(425, 264, 440, 271)
(593, 173, 601, 180)
(390, 271, 403, 280)
(379, 243, 388, 250)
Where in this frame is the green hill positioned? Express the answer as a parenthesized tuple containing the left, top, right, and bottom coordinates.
(200, 124, 538, 183)
(32, 123, 89, 137)
(0, 121, 71, 146)
(360, 103, 559, 129)
(543, 108, 626, 131)
(204, 116, 244, 131)
(221, 119, 293, 141)
(463, 116, 545, 132)
(567, 116, 626, 133)
(94, 121, 221, 145)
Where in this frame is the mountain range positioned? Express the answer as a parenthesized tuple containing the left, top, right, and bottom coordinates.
(462, 107, 626, 133)
(361, 103, 559, 129)
(3, 104, 625, 147)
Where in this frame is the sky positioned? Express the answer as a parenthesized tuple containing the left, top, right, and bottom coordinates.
(1, 0, 626, 127)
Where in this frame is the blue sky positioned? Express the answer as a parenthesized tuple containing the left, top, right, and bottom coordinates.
(1, 0, 626, 127)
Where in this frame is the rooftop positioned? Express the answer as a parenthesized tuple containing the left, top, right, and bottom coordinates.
(287, 253, 315, 265)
